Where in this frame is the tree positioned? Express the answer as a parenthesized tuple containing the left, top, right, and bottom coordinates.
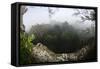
(20, 6, 28, 32)
(48, 7, 59, 22)
(73, 9, 95, 22)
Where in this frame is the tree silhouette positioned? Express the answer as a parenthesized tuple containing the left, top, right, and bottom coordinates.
(48, 7, 59, 22)
(73, 9, 95, 22)
(20, 6, 28, 32)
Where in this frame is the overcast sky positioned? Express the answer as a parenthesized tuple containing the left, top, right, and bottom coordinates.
(22, 6, 94, 31)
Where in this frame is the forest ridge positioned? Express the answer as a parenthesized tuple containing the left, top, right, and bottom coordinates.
(19, 6, 96, 65)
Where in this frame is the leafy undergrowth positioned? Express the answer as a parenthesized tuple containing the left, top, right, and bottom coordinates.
(20, 32, 35, 65)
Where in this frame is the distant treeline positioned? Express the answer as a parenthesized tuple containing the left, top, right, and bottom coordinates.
(28, 22, 95, 53)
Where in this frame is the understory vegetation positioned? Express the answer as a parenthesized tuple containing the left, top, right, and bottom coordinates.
(20, 31, 35, 65)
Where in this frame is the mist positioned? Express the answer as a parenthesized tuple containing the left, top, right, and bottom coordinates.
(23, 6, 95, 32)
(20, 5, 96, 64)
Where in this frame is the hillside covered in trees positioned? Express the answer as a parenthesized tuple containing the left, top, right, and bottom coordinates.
(19, 6, 97, 65)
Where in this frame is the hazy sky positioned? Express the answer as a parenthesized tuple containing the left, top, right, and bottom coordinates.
(22, 6, 94, 31)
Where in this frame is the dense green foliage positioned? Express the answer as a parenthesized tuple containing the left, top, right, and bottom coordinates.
(20, 32, 35, 65)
